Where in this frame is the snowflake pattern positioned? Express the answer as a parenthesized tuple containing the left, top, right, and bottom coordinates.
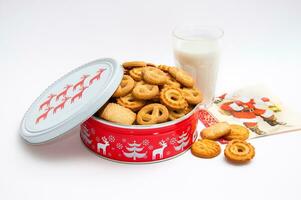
(148, 145, 153, 150)
(116, 143, 123, 150)
(142, 139, 149, 146)
(165, 137, 170, 141)
(108, 135, 115, 142)
(95, 136, 101, 143)
(170, 137, 177, 145)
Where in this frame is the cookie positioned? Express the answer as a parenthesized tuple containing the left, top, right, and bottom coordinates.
(143, 67, 168, 85)
(168, 67, 194, 88)
(157, 65, 171, 72)
(168, 106, 192, 120)
(100, 103, 136, 125)
(137, 103, 169, 125)
(160, 87, 188, 110)
(146, 62, 157, 67)
(181, 87, 203, 104)
(112, 75, 135, 97)
(129, 67, 144, 81)
(132, 81, 159, 100)
(164, 74, 181, 88)
(191, 139, 221, 158)
(224, 140, 255, 163)
(116, 93, 146, 112)
(224, 124, 250, 141)
(122, 61, 146, 69)
(201, 122, 231, 140)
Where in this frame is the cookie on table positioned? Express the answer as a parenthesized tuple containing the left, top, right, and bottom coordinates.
(191, 139, 221, 158)
(224, 124, 250, 141)
(100, 103, 136, 125)
(201, 122, 231, 140)
(224, 140, 255, 163)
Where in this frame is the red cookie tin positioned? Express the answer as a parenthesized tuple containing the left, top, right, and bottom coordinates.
(20, 58, 201, 163)
(81, 108, 199, 163)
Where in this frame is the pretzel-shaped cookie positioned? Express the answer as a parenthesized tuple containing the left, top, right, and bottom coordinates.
(164, 74, 181, 88)
(129, 67, 144, 81)
(160, 87, 188, 110)
(117, 93, 146, 111)
(132, 81, 159, 100)
(168, 106, 192, 120)
(143, 67, 168, 85)
(181, 87, 203, 104)
(168, 67, 194, 88)
(113, 75, 135, 97)
(157, 65, 171, 72)
(224, 140, 255, 163)
(137, 103, 169, 125)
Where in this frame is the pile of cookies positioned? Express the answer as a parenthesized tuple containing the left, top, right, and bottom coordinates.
(191, 122, 255, 163)
(98, 61, 203, 125)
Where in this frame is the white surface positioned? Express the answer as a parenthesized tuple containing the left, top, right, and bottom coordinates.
(1, 0, 301, 200)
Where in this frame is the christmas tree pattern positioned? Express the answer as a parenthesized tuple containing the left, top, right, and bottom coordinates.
(122, 141, 147, 160)
(174, 132, 189, 151)
(80, 124, 92, 145)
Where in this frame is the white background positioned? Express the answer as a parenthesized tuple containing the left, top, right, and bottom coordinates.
(1, 0, 301, 199)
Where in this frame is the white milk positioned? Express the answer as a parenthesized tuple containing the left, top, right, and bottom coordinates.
(174, 40, 220, 106)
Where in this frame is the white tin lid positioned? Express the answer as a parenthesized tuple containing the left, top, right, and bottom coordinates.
(20, 58, 123, 144)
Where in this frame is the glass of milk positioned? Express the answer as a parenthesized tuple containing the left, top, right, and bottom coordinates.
(172, 25, 223, 107)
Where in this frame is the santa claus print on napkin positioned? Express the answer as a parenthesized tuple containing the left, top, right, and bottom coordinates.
(205, 85, 301, 139)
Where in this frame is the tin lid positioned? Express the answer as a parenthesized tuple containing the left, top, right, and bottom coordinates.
(20, 58, 123, 144)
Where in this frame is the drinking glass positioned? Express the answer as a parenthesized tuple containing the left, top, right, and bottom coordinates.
(172, 25, 223, 107)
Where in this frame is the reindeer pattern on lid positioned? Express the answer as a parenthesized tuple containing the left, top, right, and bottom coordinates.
(35, 68, 106, 124)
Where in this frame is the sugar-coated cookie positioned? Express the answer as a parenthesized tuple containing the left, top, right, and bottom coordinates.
(122, 61, 146, 69)
(168, 67, 194, 88)
(181, 87, 203, 104)
(137, 103, 169, 125)
(191, 139, 221, 158)
(201, 122, 231, 140)
(224, 124, 249, 141)
(100, 103, 136, 125)
(116, 93, 146, 112)
(143, 67, 168, 85)
(132, 81, 159, 100)
(160, 87, 188, 110)
(112, 75, 135, 97)
(224, 140, 255, 163)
